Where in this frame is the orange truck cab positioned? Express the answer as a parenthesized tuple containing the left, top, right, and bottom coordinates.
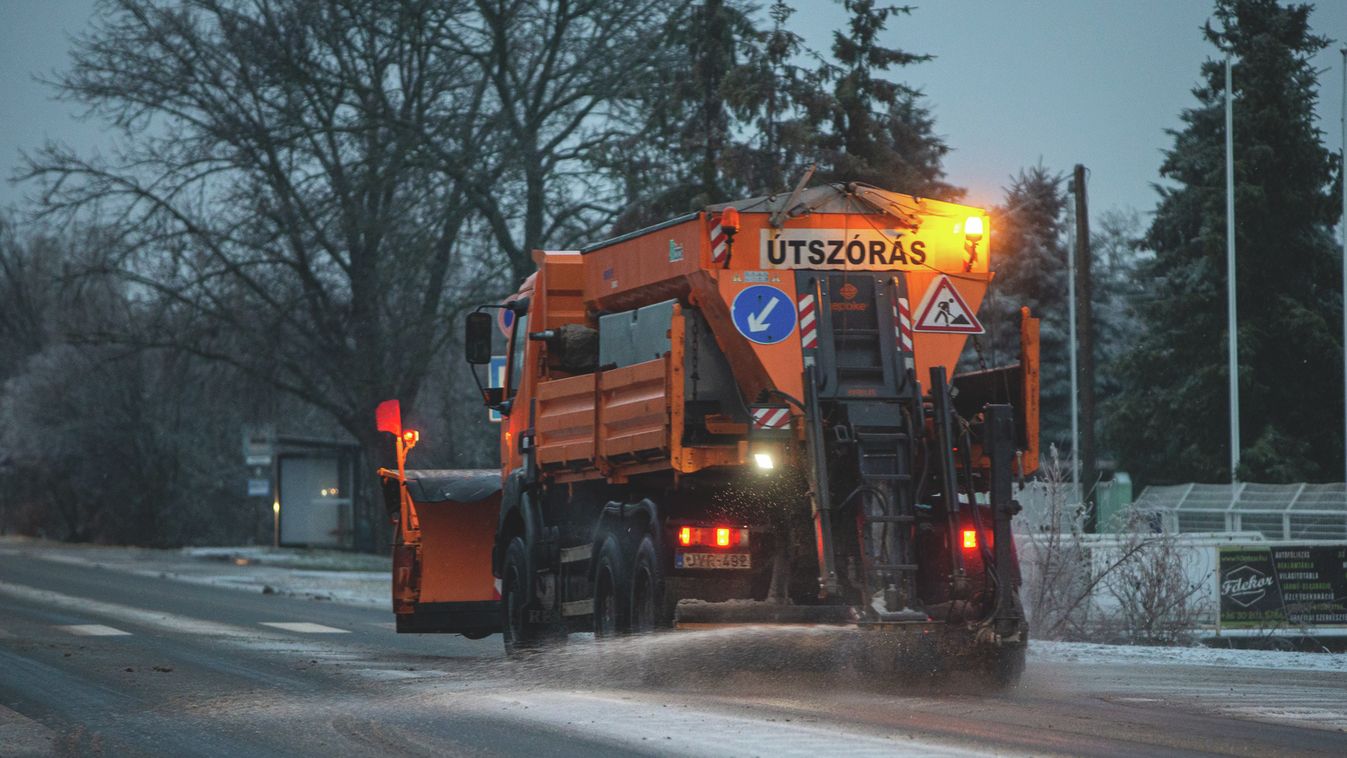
(380, 183, 1038, 682)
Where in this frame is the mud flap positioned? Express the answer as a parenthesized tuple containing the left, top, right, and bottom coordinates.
(384, 469, 503, 635)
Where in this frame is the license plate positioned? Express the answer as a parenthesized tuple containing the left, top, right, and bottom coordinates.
(676, 552, 751, 570)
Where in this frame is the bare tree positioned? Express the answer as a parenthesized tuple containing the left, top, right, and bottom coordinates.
(23, 0, 510, 547)
(1020, 446, 1096, 639)
(1101, 512, 1207, 644)
(445, 0, 686, 284)
(0, 215, 62, 377)
(0, 222, 262, 546)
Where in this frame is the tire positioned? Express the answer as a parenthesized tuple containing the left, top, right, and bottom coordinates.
(630, 535, 665, 634)
(593, 535, 630, 638)
(501, 536, 541, 656)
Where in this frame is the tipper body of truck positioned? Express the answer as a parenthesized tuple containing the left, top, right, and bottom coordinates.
(379, 182, 1039, 682)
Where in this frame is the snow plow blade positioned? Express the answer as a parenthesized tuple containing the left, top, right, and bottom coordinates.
(380, 468, 502, 636)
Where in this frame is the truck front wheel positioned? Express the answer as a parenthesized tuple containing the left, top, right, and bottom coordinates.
(502, 537, 542, 655)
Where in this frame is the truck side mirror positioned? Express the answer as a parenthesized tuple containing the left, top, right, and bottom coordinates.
(465, 312, 493, 365)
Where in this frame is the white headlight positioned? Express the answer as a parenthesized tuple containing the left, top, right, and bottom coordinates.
(753, 452, 774, 470)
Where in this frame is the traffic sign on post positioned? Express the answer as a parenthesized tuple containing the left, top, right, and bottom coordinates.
(242, 425, 275, 467)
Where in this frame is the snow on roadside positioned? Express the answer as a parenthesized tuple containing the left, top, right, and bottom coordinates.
(3, 537, 389, 609)
(183, 546, 389, 572)
(1031, 639, 1347, 673)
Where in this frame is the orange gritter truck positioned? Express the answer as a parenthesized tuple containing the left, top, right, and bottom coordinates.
(378, 182, 1039, 682)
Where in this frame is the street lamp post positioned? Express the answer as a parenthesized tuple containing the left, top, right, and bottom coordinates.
(1340, 48, 1346, 487)
(1225, 55, 1241, 483)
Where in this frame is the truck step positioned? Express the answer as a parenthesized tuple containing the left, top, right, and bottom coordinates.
(560, 599, 594, 616)
(871, 563, 919, 572)
(559, 545, 592, 564)
(856, 472, 912, 482)
(855, 430, 908, 440)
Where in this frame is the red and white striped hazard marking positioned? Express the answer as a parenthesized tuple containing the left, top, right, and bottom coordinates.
(711, 219, 730, 264)
(894, 296, 913, 352)
(797, 293, 818, 348)
(752, 406, 792, 430)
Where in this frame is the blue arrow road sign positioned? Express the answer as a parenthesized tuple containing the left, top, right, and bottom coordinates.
(731, 284, 796, 345)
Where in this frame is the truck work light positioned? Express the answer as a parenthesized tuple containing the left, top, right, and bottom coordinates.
(963, 215, 984, 241)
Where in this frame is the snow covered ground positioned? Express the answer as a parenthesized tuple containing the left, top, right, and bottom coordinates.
(0, 536, 390, 608)
(1031, 639, 1347, 673)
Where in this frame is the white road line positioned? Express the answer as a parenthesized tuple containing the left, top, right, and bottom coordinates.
(260, 622, 349, 634)
(55, 624, 132, 637)
(0, 580, 260, 637)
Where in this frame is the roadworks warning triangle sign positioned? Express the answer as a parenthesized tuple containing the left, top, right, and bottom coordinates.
(913, 275, 984, 334)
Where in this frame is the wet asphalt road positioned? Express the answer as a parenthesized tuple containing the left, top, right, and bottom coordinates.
(1, 544, 1346, 757)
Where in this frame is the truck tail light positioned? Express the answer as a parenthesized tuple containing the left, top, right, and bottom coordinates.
(675, 525, 748, 549)
(961, 529, 978, 550)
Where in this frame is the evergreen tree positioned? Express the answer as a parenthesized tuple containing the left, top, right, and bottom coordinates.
(609, 1, 763, 232)
(972, 166, 1072, 448)
(1109, 0, 1342, 484)
(1091, 210, 1149, 410)
(800, 0, 959, 198)
(613, 0, 962, 233)
(723, 0, 812, 194)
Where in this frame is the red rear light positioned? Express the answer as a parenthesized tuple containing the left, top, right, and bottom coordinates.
(962, 529, 978, 550)
(674, 525, 748, 549)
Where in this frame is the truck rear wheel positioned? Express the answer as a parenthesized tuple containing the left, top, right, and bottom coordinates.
(630, 535, 664, 634)
(593, 535, 630, 637)
(502, 537, 543, 656)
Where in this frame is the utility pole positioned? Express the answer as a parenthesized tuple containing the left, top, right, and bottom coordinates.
(1073, 164, 1096, 523)
(1066, 184, 1080, 505)
(1225, 55, 1241, 483)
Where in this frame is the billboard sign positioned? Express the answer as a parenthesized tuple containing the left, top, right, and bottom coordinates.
(1218, 545, 1347, 629)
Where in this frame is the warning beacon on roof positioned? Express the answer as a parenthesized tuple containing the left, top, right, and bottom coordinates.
(913, 275, 984, 334)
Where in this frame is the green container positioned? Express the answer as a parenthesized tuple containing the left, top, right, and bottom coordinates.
(1095, 472, 1133, 533)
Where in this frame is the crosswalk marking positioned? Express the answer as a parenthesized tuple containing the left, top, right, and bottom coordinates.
(259, 622, 349, 634)
(56, 624, 131, 637)
(1, 581, 257, 637)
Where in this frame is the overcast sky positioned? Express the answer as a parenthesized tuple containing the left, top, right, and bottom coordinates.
(2, 0, 1345, 221)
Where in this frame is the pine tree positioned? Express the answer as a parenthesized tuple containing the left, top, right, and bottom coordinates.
(972, 166, 1072, 448)
(1109, 0, 1343, 484)
(800, 0, 959, 198)
(609, 1, 763, 232)
(1091, 210, 1149, 408)
(722, 0, 811, 194)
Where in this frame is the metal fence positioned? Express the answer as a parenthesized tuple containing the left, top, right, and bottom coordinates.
(1132, 483, 1347, 541)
